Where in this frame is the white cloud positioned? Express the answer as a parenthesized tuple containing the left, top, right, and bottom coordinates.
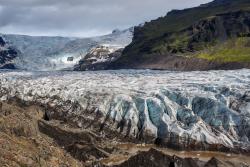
(0, 0, 212, 37)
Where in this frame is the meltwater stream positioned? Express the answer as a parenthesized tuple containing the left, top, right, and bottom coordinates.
(0, 69, 250, 151)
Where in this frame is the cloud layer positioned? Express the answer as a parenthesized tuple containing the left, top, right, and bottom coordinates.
(0, 0, 212, 37)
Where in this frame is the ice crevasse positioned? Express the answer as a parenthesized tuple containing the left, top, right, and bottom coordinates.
(0, 69, 249, 151)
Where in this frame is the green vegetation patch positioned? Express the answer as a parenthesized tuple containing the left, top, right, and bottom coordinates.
(196, 37, 250, 62)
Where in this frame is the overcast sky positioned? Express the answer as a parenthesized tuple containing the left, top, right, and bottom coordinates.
(0, 0, 212, 37)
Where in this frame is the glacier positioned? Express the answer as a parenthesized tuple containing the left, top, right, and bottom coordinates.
(0, 69, 250, 152)
(1, 28, 133, 71)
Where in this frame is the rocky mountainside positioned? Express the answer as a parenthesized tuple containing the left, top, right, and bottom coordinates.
(110, 0, 250, 70)
(0, 37, 19, 69)
(1, 28, 133, 71)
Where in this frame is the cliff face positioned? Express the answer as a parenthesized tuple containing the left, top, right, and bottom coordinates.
(110, 0, 250, 70)
(182, 11, 250, 52)
(0, 37, 19, 69)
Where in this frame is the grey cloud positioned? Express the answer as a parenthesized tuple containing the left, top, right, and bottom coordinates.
(0, 0, 212, 37)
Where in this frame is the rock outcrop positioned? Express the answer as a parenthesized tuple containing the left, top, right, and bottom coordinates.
(108, 149, 201, 167)
(106, 149, 248, 167)
(74, 45, 123, 71)
(0, 37, 19, 69)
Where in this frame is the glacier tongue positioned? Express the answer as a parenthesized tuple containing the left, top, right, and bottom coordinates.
(0, 69, 250, 151)
(3, 28, 133, 71)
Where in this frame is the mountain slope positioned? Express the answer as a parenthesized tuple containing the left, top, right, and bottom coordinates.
(110, 0, 250, 70)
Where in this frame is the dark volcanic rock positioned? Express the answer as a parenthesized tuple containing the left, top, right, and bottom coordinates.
(0, 37, 19, 69)
(67, 56, 74, 61)
(104, 149, 249, 167)
(109, 149, 201, 167)
(0, 37, 6, 46)
(204, 157, 228, 167)
(186, 11, 250, 51)
(204, 157, 249, 167)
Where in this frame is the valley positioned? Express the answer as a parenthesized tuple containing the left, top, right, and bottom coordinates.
(0, 0, 250, 166)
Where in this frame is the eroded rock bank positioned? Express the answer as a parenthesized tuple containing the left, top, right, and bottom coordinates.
(0, 101, 83, 166)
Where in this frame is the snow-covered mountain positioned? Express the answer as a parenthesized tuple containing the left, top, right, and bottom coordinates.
(1, 28, 133, 71)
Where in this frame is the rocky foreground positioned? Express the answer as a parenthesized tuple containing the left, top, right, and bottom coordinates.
(0, 101, 249, 167)
(0, 69, 250, 166)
